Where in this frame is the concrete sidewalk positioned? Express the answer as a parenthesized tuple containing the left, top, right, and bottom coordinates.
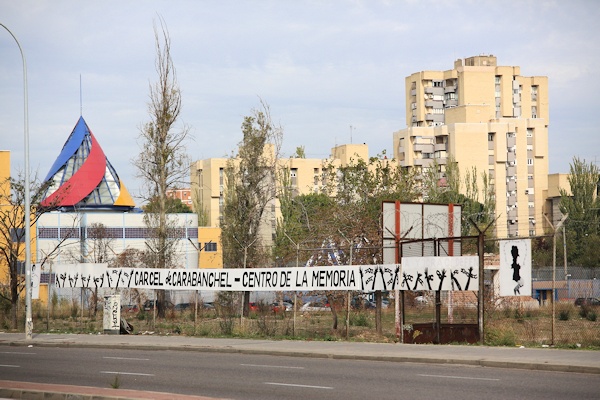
(0, 332, 598, 399)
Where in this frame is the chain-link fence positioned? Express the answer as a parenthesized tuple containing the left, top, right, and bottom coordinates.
(5, 235, 599, 347)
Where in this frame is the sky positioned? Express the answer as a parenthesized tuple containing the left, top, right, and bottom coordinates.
(1, 0, 600, 203)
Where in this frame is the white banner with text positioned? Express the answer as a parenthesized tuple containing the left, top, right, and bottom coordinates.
(53, 257, 478, 292)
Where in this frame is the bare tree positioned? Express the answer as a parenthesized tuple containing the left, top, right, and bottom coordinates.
(221, 100, 282, 316)
(0, 172, 64, 329)
(133, 17, 191, 318)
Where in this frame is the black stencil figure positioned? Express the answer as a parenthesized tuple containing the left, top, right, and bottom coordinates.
(390, 265, 400, 290)
(402, 272, 413, 290)
(436, 269, 447, 291)
(359, 267, 366, 291)
(58, 273, 67, 288)
(371, 267, 383, 290)
(461, 267, 477, 290)
(424, 268, 434, 290)
(412, 272, 423, 290)
(105, 271, 113, 287)
(112, 269, 123, 289)
(363, 267, 377, 289)
(68, 273, 79, 288)
(510, 245, 524, 295)
(450, 269, 462, 290)
(81, 274, 91, 288)
(93, 274, 104, 288)
(381, 266, 395, 290)
(126, 269, 135, 288)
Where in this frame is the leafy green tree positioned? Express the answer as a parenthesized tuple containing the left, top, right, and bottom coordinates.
(560, 157, 600, 271)
(221, 101, 282, 316)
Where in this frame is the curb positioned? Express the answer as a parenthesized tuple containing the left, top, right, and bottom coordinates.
(0, 380, 226, 400)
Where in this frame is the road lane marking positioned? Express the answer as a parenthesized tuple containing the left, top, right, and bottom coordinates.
(103, 356, 150, 361)
(100, 371, 154, 376)
(0, 364, 20, 368)
(265, 382, 333, 389)
(418, 374, 500, 381)
(241, 363, 304, 369)
(0, 351, 35, 355)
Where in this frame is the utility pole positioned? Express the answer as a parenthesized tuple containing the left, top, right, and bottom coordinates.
(469, 217, 496, 346)
(544, 213, 568, 345)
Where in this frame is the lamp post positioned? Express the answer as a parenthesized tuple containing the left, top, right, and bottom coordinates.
(1, 23, 32, 340)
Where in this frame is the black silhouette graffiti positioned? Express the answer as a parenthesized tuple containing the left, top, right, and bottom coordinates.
(58, 273, 67, 288)
(67, 273, 79, 288)
(424, 268, 434, 290)
(511, 245, 524, 295)
(81, 274, 91, 288)
(402, 272, 413, 290)
(93, 274, 104, 288)
(436, 269, 447, 291)
(381, 266, 393, 290)
(461, 267, 477, 290)
(359, 267, 366, 291)
(412, 272, 423, 290)
(371, 267, 380, 291)
(389, 265, 400, 289)
(450, 269, 462, 290)
(112, 269, 123, 288)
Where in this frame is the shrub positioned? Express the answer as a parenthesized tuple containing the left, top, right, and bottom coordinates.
(558, 309, 570, 321)
(486, 326, 517, 346)
(350, 313, 371, 327)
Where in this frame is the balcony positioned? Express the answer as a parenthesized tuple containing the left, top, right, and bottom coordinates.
(444, 85, 456, 93)
(425, 100, 443, 108)
(414, 158, 434, 167)
(414, 143, 434, 153)
(434, 143, 447, 151)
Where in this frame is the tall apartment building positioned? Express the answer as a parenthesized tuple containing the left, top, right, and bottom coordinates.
(393, 55, 549, 238)
(190, 144, 369, 246)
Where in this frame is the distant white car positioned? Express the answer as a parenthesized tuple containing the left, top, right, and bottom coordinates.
(300, 301, 331, 312)
(414, 295, 429, 306)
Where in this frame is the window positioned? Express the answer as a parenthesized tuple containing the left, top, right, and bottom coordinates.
(10, 228, 25, 242)
(488, 133, 494, 141)
(495, 76, 501, 84)
(204, 242, 217, 252)
(527, 129, 533, 137)
(527, 158, 533, 166)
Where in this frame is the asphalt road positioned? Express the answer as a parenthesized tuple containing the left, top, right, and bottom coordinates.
(1, 345, 598, 400)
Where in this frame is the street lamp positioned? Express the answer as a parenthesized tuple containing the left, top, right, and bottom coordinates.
(0, 22, 32, 340)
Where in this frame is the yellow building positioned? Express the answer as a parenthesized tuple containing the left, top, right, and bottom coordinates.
(0, 151, 45, 304)
(190, 143, 370, 250)
(393, 55, 549, 238)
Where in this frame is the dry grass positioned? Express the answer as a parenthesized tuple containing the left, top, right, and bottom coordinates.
(2, 299, 598, 349)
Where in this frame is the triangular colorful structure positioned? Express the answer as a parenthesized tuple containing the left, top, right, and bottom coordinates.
(41, 117, 135, 210)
